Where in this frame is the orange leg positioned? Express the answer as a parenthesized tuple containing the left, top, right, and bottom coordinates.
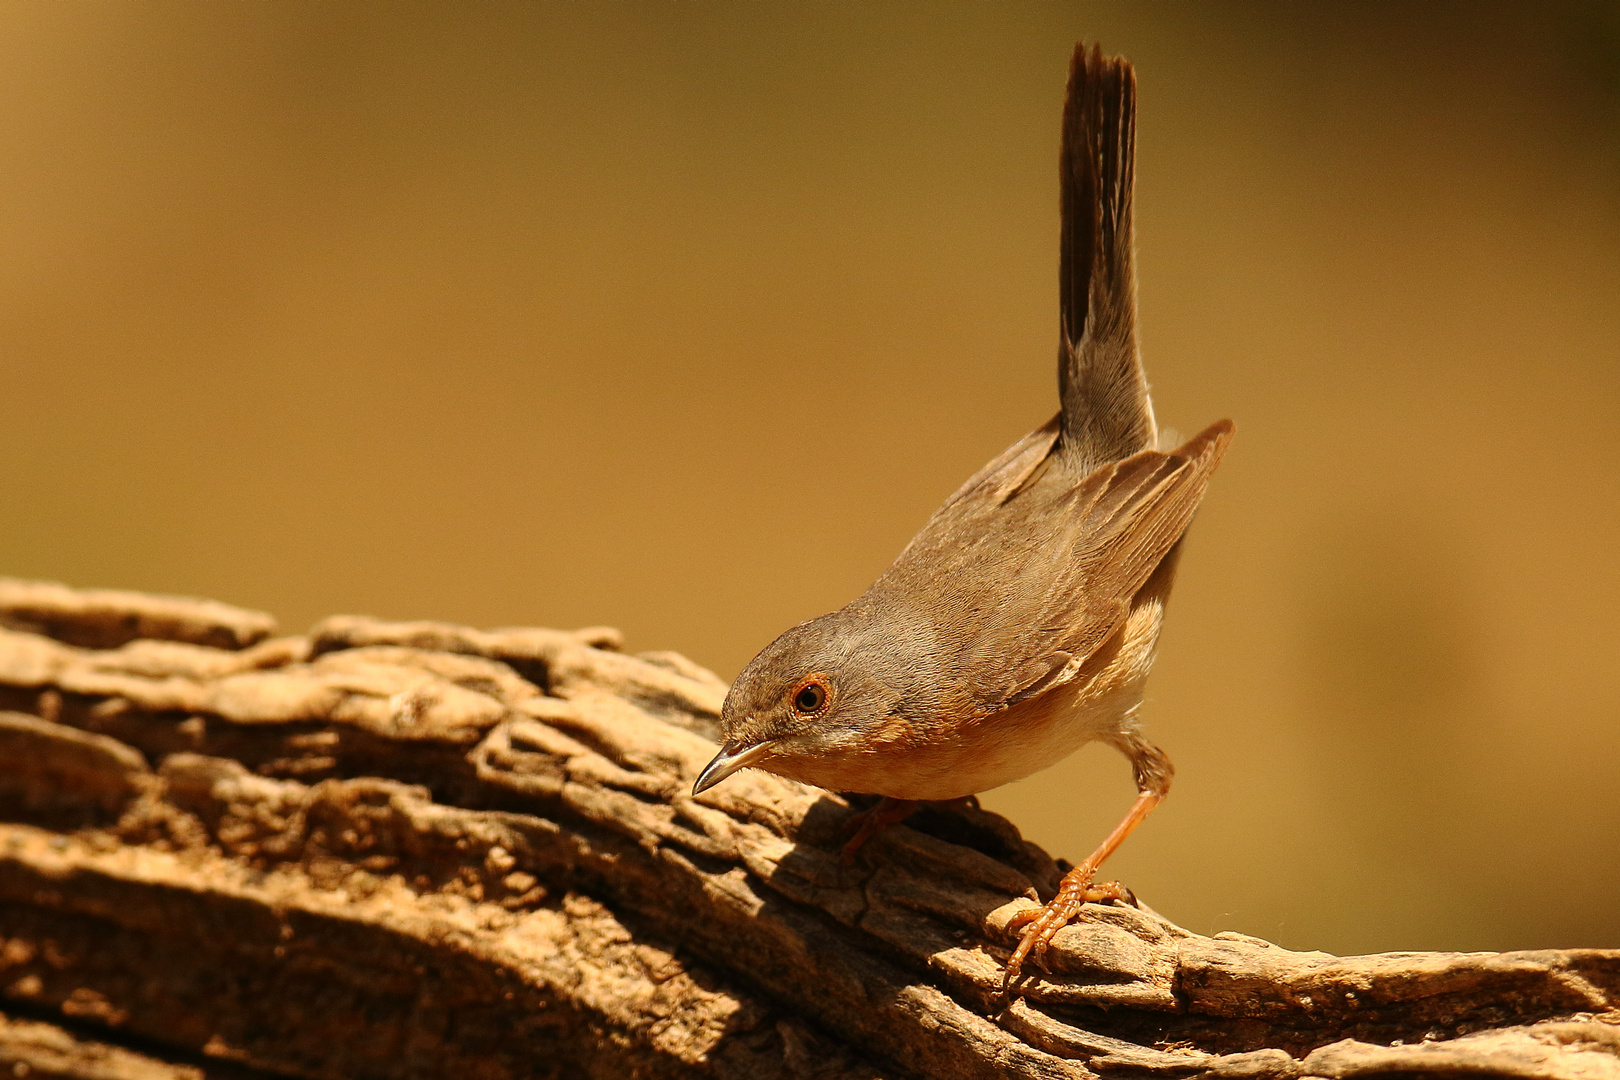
(839, 797, 918, 864)
(1002, 790, 1161, 992)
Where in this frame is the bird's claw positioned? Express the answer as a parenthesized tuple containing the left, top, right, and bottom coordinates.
(1000, 871, 1132, 994)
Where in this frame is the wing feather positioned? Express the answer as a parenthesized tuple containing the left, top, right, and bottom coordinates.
(975, 418, 1234, 709)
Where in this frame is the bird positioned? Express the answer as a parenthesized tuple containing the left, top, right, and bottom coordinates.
(693, 41, 1233, 993)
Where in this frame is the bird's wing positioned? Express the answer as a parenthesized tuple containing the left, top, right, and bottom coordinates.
(975, 418, 1234, 709)
(875, 413, 1064, 580)
(936, 413, 1063, 516)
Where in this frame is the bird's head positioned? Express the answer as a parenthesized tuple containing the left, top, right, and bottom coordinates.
(693, 606, 926, 795)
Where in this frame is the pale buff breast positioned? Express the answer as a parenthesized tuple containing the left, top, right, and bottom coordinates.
(768, 597, 1168, 801)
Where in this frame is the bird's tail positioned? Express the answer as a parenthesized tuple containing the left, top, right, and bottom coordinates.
(1058, 43, 1156, 473)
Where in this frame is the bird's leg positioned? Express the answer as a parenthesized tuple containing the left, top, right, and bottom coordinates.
(1002, 790, 1158, 985)
(839, 797, 918, 864)
(1002, 735, 1173, 992)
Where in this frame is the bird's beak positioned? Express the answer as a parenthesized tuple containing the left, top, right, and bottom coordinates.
(692, 739, 773, 795)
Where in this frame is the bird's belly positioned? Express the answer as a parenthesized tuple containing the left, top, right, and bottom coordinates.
(912, 676, 1144, 799)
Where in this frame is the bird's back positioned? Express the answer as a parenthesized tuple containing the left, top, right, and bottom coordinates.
(703, 43, 1233, 807)
(863, 45, 1231, 725)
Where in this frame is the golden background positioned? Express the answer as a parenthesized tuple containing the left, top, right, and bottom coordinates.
(2, 2, 1616, 956)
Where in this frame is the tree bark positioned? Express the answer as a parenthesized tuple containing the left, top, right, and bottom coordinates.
(0, 577, 1614, 1080)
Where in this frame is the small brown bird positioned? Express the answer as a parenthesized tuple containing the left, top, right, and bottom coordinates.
(694, 42, 1232, 991)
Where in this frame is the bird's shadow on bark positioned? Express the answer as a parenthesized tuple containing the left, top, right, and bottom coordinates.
(779, 792, 1070, 904)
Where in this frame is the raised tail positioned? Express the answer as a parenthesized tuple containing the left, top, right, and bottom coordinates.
(1058, 43, 1155, 473)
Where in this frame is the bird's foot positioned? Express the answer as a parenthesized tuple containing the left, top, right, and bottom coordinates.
(1001, 866, 1132, 992)
(839, 797, 918, 864)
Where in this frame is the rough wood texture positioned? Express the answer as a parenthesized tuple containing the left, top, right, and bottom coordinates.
(0, 580, 1615, 1079)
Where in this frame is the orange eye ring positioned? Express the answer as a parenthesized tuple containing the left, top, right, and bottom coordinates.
(789, 675, 831, 715)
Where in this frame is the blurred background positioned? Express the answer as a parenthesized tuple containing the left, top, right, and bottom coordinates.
(1, 1, 1616, 956)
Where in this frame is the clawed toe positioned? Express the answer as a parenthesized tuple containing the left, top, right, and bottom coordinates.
(1027, 937, 1051, 974)
(1001, 901, 1074, 991)
(1001, 869, 1141, 994)
(1005, 906, 1042, 934)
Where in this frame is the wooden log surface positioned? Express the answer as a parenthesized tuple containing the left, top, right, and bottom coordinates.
(0, 577, 1615, 1079)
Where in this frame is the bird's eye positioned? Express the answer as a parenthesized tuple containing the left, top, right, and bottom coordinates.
(791, 678, 829, 714)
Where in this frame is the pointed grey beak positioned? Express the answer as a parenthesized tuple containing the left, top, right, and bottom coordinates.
(692, 739, 773, 795)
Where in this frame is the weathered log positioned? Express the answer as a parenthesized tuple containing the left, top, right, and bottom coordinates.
(0, 578, 1615, 1079)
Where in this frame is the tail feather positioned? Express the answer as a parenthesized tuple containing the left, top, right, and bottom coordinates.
(1058, 43, 1155, 472)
